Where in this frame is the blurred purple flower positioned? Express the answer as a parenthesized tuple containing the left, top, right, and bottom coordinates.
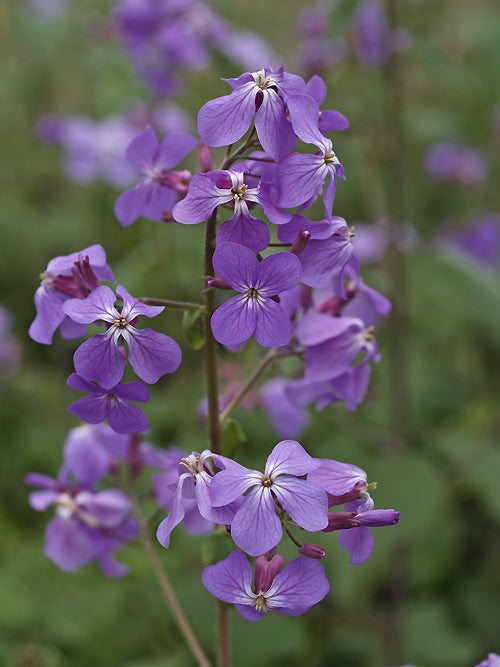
(0, 305, 21, 376)
(67, 373, 150, 434)
(114, 125, 197, 226)
(260, 378, 309, 439)
(424, 143, 488, 186)
(29, 245, 114, 345)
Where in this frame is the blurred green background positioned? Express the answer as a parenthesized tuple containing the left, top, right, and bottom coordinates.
(1, 0, 499, 665)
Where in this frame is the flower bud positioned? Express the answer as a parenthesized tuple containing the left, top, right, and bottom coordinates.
(323, 511, 359, 532)
(254, 552, 284, 593)
(298, 543, 327, 559)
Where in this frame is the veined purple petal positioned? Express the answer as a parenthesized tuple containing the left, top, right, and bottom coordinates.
(67, 373, 101, 395)
(198, 82, 257, 147)
(234, 604, 265, 622)
(307, 459, 367, 495)
(272, 477, 328, 531)
(320, 110, 349, 132)
(68, 395, 108, 425)
(303, 330, 366, 383)
(266, 557, 329, 611)
(305, 75, 327, 105)
(276, 153, 327, 208)
(299, 232, 353, 289)
(230, 486, 282, 556)
(126, 125, 158, 173)
(255, 252, 302, 295)
(29, 285, 66, 345)
(194, 472, 240, 525)
(73, 330, 125, 389)
(116, 284, 164, 320)
(58, 316, 87, 341)
(47, 244, 110, 275)
(106, 397, 149, 434)
(265, 440, 320, 477)
(156, 132, 198, 170)
(156, 474, 189, 548)
(253, 299, 292, 348)
(140, 182, 178, 222)
(338, 525, 374, 564)
(202, 549, 254, 605)
(63, 285, 117, 325)
(173, 172, 228, 225)
(114, 182, 151, 227)
(255, 89, 296, 161)
(295, 312, 359, 346)
(125, 328, 181, 384)
(213, 242, 258, 291)
(217, 213, 270, 252)
(257, 181, 292, 226)
(286, 94, 324, 146)
(113, 380, 150, 402)
(211, 295, 257, 346)
(210, 469, 262, 507)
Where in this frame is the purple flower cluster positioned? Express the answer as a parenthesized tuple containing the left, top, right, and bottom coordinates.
(36, 105, 192, 187)
(29, 245, 182, 434)
(114, 0, 276, 96)
(155, 440, 398, 619)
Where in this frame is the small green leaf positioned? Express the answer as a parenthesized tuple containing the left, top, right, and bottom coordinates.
(221, 418, 247, 458)
(182, 309, 205, 350)
(201, 529, 234, 567)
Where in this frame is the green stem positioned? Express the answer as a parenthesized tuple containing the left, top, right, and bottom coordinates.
(141, 297, 204, 311)
(219, 349, 302, 426)
(139, 519, 212, 667)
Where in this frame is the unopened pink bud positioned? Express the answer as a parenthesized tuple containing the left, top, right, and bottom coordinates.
(323, 512, 359, 532)
(158, 169, 191, 196)
(206, 276, 232, 290)
(298, 543, 327, 559)
(254, 552, 283, 593)
(290, 230, 311, 256)
(198, 142, 213, 172)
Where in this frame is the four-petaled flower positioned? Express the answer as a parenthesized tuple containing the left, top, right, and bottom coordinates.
(202, 549, 330, 621)
(210, 440, 328, 556)
(63, 285, 181, 389)
(211, 242, 302, 347)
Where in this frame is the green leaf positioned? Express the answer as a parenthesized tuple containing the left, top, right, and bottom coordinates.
(221, 418, 247, 458)
(182, 309, 205, 350)
(201, 529, 234, 567)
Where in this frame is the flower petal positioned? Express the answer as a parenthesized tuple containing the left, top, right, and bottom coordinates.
(230, 486, 282, 556)
(211, 295, 257, 347)
(125, 328, 182, 384)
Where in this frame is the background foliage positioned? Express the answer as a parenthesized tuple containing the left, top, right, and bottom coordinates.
(1, 0, 499, 665)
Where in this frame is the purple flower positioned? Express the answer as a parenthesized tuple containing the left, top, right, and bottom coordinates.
(29, 245, 114, 345)
(305, 75, 349, 134)
(307, 459, 372, 504)
(210, 440, 328, 556)
(352, 0, 392, 67)
(275, 135, 345, 218)
(424, 142, 488, 186)
(259, 378, 309, 439)
(156, 450, 242, 548)
(198, 67, 306, 161)
(114, 125, 198, 227)
(27, 473, 137, 576)
(278, 215, 354, 292)
(202, 549, 330, 621)
(63, 284, 182, 389)
(173, 168, 291, 252)
(474, 654, 500, 667)
(296, 312, 379, 383)
(0, 305, 21, 376)
(211, 243, 302, 348)
(67, 373, 150, 434)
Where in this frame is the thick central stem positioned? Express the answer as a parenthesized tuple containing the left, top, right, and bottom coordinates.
(203, 209, 230, 667)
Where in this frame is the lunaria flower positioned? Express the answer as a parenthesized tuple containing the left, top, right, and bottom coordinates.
(63, 285, 181, 389)
(210, 243, 302, 347)
(202, 549, 330, 621)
